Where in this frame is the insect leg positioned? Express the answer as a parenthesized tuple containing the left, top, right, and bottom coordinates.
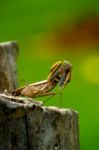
(40, 92, 62, 106)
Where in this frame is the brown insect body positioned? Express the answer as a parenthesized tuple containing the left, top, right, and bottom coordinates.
(48, 60, 72, 88)
(11, 60, 72, 98)
(12, 80, 57, 98)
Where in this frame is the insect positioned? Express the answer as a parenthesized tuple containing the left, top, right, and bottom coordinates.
(11, 60, 72, 100)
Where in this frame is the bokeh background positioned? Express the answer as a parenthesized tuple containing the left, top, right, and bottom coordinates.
(0, 0, 99, 149)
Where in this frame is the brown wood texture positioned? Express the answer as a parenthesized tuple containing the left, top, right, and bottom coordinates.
(0, 41, 79, 150)
(0, 41, 18, 92)
(0, 94, 79, 150)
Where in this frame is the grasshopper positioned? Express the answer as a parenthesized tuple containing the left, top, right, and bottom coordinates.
(11, 60, 72, 101)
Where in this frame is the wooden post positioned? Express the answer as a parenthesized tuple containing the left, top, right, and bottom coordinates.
(0, 41, 79, 150)
(0, 41, 18, 92)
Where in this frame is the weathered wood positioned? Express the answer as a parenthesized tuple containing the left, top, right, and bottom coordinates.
(0, 41, 18, 92)
(0, 94, 79, 150)
(0, 41, 79, 150)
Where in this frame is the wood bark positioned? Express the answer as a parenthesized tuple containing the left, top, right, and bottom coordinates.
(0, 41, 18, 92)
(0, 94, 79, 150)
(0, 41, 79, 150)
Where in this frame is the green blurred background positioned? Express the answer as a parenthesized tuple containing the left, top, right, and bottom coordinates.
(0, 0, 99, 149)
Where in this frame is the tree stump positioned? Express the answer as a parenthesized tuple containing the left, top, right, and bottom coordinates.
(0, 41, 79, 150)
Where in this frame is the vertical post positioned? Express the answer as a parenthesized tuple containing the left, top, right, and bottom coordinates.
(0, 41, 18, 92)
